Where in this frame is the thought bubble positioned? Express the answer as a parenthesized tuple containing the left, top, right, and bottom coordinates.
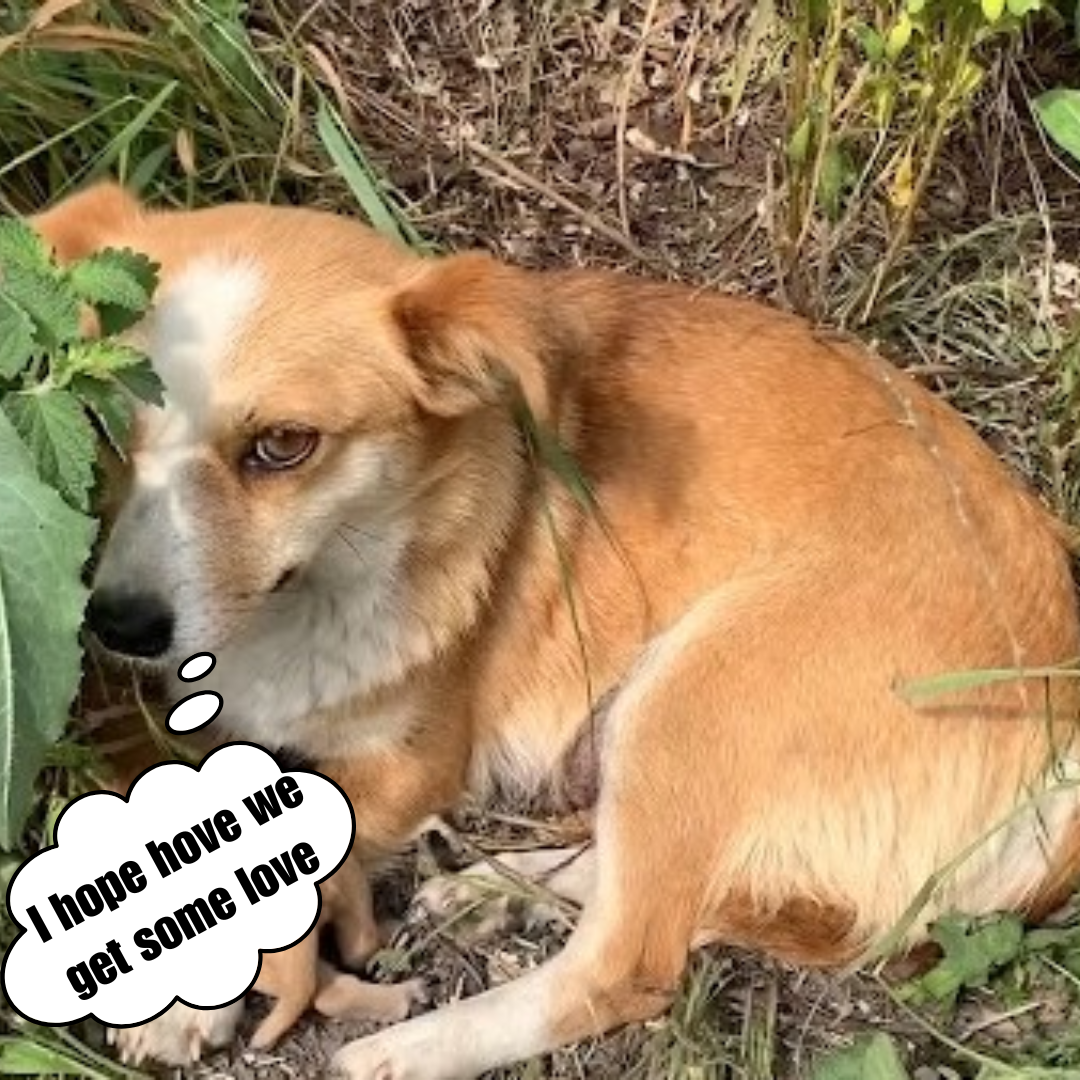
(167, 652, 222, 733)
(1, 743, 355, 1028)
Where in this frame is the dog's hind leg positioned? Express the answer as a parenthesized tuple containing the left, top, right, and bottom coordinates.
(330, 599, 769, 1080)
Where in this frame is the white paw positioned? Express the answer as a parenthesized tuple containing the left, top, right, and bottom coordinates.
(107, 1000, 245, 1066)
(331, 1026, 438, 1080)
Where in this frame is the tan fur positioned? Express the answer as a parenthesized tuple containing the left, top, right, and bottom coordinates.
(35, 183, 1080, 1077)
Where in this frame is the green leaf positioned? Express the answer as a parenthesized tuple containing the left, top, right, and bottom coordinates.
(805, 0, 831, 34)
(513, 394, 598, 515)
(0, 1026, 151, 1080)
(1034, 88, 1080, 165)
(0, 219, 51, 276)
(114, 358, 165, 406)
(67, 248, 159, 336)
(811, 1033, 910, 1080)
(0, 262, 81, 348)
(0, 1031, 140, 1079)
(982, 0, 1006, 22)
(1006, 0, 1042, 14)
(70, 375, 134, 456)
(914, 913, 1025, 1005)
(63, 339, 155, 381)
(852, 22, 885, 63)
(818, 140, 854, 221)
(899, 662, 1079, 702)
(885, 14, 914, 59)
(0, 1036, 95, 1076)
(0, 409, 95, 848)
(788, 115, 813, 165)
(0, 295, 36, 380)
(3, 390, 98, 512)
(68, 248, 157, 311)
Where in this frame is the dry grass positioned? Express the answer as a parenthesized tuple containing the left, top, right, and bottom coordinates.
(292, 0, 1080, 512)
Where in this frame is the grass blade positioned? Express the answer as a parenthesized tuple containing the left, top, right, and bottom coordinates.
(315, 97, 425, 249)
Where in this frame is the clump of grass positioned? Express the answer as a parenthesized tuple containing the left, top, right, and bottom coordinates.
(779, 0, 1051, 321)
(0, 0, 416, 238)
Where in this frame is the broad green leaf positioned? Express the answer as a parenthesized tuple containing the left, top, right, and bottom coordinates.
(68, 247, 159, 336)
(811, 1033, 910, 1080)
(0, 219, 51, 276)
(1006, 0, 1041, 13)
(0, 408, 94, 848)
(0, 261, 81, 348)
(915, 913, 1025, 1005)
(885, 15, 913, 59)
(805, 0, 831, 34)
(0, 295, 35, 380)
(68, 247, 157, 311)
(982, 0, 1006, 22)
(114, 358, 165, 406)
(852, 22, 885, 63)
(818, 140, 853, 221)
(63, 339, 154, 380)
(1024, 925, 1080, 950)
(1034, 88, 1080, 165)
(3, 389, 98, 511)
(71, 375, 134, 455)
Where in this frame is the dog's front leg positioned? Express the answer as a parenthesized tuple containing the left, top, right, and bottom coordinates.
(324, 714, 473, 861)
(330, 827, 698, 1080)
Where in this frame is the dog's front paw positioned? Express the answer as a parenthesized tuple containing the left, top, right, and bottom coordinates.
(332, 1027, 437, 1080)
(107, 1000, 245, 1066)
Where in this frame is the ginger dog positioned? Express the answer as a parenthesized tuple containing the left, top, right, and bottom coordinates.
(31, 183, 1080, 1079)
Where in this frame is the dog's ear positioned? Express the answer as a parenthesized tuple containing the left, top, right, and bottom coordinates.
(31, 181, 142, 263)
(391, 251, 554, 419)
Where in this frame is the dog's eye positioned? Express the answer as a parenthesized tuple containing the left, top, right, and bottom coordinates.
(245, 426, 320, 472)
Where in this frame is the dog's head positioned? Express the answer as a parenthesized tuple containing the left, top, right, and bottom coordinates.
(34, 184, 560, 680)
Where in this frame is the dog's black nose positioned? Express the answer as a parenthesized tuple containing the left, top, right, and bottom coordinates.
(86, 590, 174, 658)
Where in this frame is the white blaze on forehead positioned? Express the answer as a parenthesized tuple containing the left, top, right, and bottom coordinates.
(134, 256, 264, 487)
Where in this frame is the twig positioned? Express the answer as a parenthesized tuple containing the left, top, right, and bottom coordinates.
(615, 0, 661, 236)
(956, 1000, 1043, 1042)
